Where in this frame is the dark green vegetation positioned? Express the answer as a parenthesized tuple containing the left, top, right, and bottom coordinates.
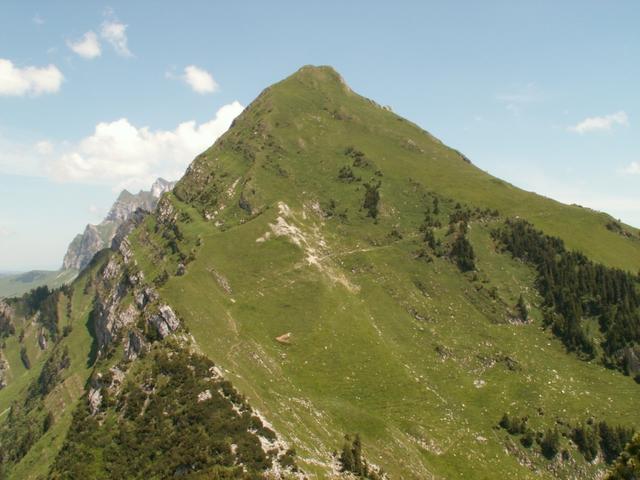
(1, 65, 640, 479)
(51, 344, 296, 479)
(606, 433, 640, 479)
(494, 219, 640, 373)
(338, 434, 384, 479)
(499, 413, 635, 464)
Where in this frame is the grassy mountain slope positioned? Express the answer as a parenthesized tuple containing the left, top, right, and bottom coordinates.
(1, 65, 638, 479)
(0, 255, 104, 479)
(124, 66, 639, 478)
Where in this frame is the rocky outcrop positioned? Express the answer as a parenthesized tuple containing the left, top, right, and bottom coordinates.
(124, 330, 147, 361)
(111, 209, 148, 254)
(0, 353, 8, 389)
(62, 178, 176, 272)
(92, 255, 147, 352)
(149, 305, 180, 338)
(38, 330, 48, 350)
(91, 247, 179, 356)
(0, 300, 15, 336)
(88, 366, 126, 415)
(623, 345, 640, 376)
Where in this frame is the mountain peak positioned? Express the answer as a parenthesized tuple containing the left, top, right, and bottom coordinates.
(278, 64, 352, 95)
(150, 177, 175, 198)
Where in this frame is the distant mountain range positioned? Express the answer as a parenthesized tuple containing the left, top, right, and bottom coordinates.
(62, 178, 175, 271)
(0, 178, 175, 298)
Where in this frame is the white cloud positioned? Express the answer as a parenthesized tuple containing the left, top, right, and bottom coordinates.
(623, 162, 640, 175)
(182, 65, 218, 94)
(0, 58, 64, 96)
(35, 140, 54, 155)
(67, 31, 101, 59)
(32, 14, 45, 25)
(46, 101, 244, 190)
(100, 9, 132, 57)
(568, 111, 629, 134)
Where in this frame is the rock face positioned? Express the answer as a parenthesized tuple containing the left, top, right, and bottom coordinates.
(62, 224, 112, 271)
(150, 305, 180, 338)
(0, 300, 14, 336)
(62, 178, 176, 271)
(0, 353, 8, 389)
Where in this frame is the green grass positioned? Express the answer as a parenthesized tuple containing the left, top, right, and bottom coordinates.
(127, 202, 638, 478)
(125, 66, 640, 478)
(3, 65, 639, 479)
(0, 256, 105, 479)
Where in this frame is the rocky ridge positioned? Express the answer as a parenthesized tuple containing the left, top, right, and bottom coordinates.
(62, 178, 176, 271)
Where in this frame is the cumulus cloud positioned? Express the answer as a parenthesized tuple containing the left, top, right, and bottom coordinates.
(568, 111, 629, 134)
(46, 101, 244, 190)
(67, 31, 101, 59)
(623, 162, 640, 175)
(0, 58, 64, 96)
(182, 65, 218, 94)
(100, 9, 132, 57)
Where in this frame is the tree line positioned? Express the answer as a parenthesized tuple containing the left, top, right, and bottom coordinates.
(493, 219, 640, 371)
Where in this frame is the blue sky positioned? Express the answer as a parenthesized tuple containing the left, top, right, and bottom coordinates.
(0, 1, 638, 271)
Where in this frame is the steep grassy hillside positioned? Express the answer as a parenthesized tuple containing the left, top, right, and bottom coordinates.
(0, 256, 105, 479)
(1, 65, 638, 479)
(126, 66, 639, 478)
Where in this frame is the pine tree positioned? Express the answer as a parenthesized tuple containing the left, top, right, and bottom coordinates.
(363, 181, 381, 219)
(450, 234, 475, 272)
(340, 436, 355, 472)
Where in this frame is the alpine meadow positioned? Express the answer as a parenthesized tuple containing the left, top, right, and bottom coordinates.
(1, 63, 639, 479)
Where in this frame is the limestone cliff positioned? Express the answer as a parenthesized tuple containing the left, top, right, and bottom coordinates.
(62, 178, 175, 271)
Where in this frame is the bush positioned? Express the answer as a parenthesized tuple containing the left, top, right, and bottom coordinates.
(20, 346, 31, 370)
(450, 234, 475, 272)
(362, 181, 381, 219)
(540, 428, 560, 459)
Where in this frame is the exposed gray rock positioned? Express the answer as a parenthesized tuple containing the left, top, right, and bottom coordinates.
(124, 330, 147, 361)
(88, 385, 103, 415)
(62, 178, 175, 271)
(128, 269, 145, 287)
(111, 209, 148, 255)
(102, 256, 121, 281)
(88, 366, 126, 415)
(197, 389, 212, 403)
(93, 259, 141, 351)
(0, 300, 14, 335)
(624, 345, 640, 375)
(0, 354, 8, 389)
(156, 195, 177, 225)
(150, 305, 180, 338)
(0, 300, 13, 319)
(38, 331, 47, 350)
(135, 286, 158, 310)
